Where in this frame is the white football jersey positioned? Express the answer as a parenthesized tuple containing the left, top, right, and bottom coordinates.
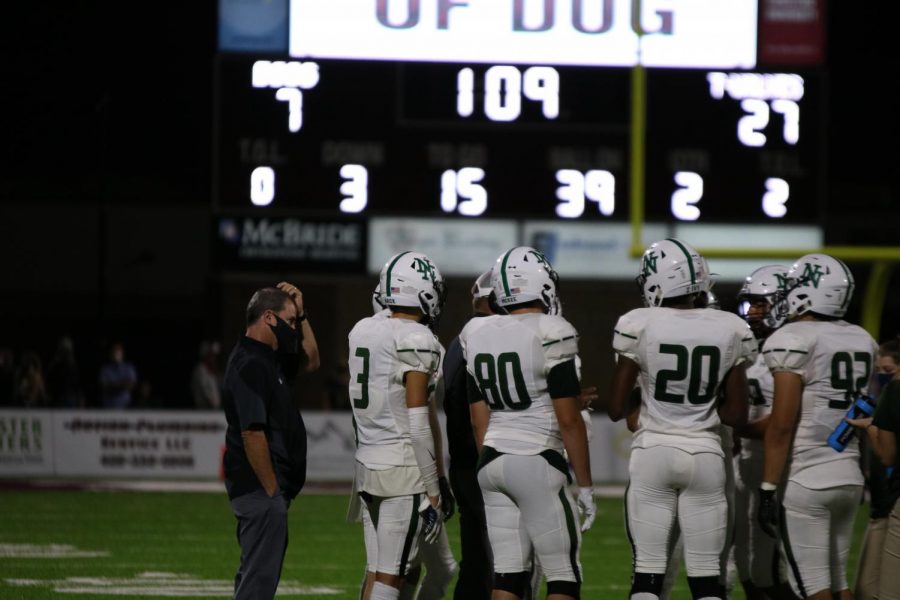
(613, 307, 757, 455)
(741, 350, 774, 460)
(763, 319, 877, 489)
(348, 315, 441, 470)
(460, 313, 579, 455)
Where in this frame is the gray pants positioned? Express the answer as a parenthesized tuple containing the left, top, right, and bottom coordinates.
(231, 489, 290, 600)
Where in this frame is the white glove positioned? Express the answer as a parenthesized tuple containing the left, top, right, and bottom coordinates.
(418, 496, 443, 544)
(576, 487, 596, 532)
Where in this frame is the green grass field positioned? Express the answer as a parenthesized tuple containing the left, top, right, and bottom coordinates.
(0, 490, 870, 599)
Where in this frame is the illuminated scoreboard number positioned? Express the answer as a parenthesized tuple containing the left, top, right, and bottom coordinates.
(214, 56, 631, 219)
(645, 69, 823, 223)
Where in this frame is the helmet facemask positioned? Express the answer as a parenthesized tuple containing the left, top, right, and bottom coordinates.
(737, 264, 791, 336)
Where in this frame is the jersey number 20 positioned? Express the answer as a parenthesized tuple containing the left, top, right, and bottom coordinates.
(655, 344, 721, 404)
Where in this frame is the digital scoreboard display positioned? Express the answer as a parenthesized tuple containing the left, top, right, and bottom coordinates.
(213, 0, 824, 224)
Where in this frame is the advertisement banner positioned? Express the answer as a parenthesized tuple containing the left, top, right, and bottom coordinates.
(758, 0, 825, 66)
(219, 0, 288, 53)
(216, 214, 366, 273)
(303, 412, 359, 482)
(523, 221, 822, 282)
(0, 410, 634, 483)
(368, 218, 518, 276)
(0, 410, 54, 476)
(290, 0, 758, 69)
(51, 411, 227, 479)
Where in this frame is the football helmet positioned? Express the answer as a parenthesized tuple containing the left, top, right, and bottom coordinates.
(378, 251, 446, 323)
(490, 246, 559, 313)
(636, 238, 709, 307)
(371, 283, 385, 315)
(781, 253, 854, 319)
(471, 269, 493, 300)
(701, 289, 721, 310)
(737, 264, 790, 335)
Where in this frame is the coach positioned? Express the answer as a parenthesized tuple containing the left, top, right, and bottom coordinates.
(223, 283, 320, 600)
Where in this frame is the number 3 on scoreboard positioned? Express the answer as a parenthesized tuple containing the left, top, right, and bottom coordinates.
(339, 164, 368, 214)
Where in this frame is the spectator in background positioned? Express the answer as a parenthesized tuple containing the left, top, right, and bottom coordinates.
(0, 348, 14, 406)
(191, 340, 222, 409)
(99, 342, 137, 409)
(14, 351, 48, 407)
(852, 336, 900, 600)
(46, 336, 84, 408)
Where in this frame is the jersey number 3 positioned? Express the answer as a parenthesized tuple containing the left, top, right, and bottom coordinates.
(352, 347, 370, 409)
(655, 344, 721, 404)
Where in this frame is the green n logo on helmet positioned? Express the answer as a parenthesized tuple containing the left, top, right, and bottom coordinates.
(527, 250, 548, 265)
(642, 252, 658, 277)
(801, 263, 825, 288)
(413, 257, 436, 282)
(774, 273, 790, 290)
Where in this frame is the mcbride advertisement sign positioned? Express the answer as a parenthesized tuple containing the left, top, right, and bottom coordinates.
(215, 214, 366, 273)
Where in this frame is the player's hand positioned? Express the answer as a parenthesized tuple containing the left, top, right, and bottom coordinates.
(438, 476, 455, 520)
(419, 495, 443, 544)
(846, 416, 873, 430)
(757, 487, 779, 539)
(578, 386, 598, 410)
(576, 487, 597, 532)
(276, 282, 305, 318)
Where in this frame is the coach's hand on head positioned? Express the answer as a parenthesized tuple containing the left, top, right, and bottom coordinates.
(276, 281, 305, 318)
(276, 281, 320, 372)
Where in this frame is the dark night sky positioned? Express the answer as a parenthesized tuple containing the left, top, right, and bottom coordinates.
(4, 2, 897, 214)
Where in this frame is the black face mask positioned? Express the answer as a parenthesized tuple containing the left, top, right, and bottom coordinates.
(269, 315, 299, 355)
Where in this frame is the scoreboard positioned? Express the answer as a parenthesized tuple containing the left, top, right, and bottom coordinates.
(213, 0, 825, 224)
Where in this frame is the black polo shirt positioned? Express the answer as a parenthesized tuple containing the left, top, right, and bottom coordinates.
(443, 332, 479, 470)
(223, 336, 307, 500)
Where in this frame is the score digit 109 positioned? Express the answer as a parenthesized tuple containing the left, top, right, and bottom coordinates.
(217, 58, 821, 224)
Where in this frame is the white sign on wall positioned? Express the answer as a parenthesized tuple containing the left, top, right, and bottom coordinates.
(522, 221, 822, 282)
(290, 0, 759, 69)
(0, 410, 634, 483)
(368, 218, 518, 276)
(51, 411, 227, 479)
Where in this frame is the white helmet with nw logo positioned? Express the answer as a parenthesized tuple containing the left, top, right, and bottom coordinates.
(491, 246, 560, 313)
(782, 253, 854, 319)
(636, 238, 709, 307)
(379, 251, 446, 322)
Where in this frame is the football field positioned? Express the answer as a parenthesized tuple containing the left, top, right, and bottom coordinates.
(0, 489, 870, 599)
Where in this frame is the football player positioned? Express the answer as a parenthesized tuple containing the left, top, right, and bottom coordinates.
(463, 246, 596, 600)
(352, 327, 458, 599)
(348, 251, 448, 600)
(729, 265, 795, 600)
(609, 238, 755, 600)
(758, 254, 877, 600)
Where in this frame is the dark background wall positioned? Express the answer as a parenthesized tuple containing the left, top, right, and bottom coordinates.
(2, 2, 898, 409)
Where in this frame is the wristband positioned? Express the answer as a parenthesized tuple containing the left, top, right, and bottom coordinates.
(760, 481, 777, 492)
(296, 312, 307, 323)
